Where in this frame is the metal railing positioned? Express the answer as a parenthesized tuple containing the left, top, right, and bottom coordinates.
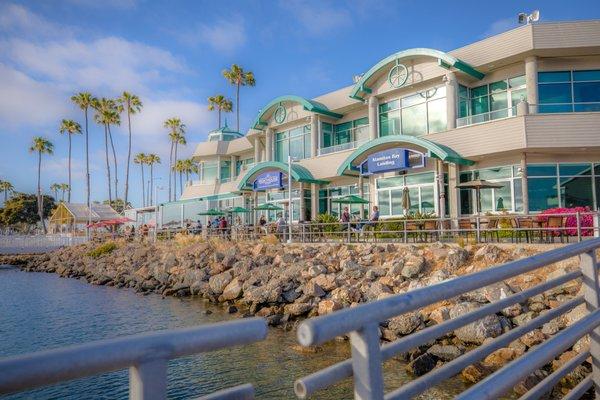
(294, 238, 600, 399)
(318, 126, 370, 156)
(0, 234, 88, 253)
(456, 105, 518, 127)
(530, 102, 600, 114)
(0, 318, 267, 399)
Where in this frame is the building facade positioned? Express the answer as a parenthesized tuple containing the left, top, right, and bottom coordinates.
(163, 20, 600, 226)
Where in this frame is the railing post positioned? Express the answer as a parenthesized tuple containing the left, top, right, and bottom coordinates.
(580, 250, 600, 394)
(129, 358, 167, 400)
(347, 222, 351, 243)
(577, 212, 582, 242)
(476, 216, 481, 243)
(349, 323, 384, 400)
(403, 220, 407, 244)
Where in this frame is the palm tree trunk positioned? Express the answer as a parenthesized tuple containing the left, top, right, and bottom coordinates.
(236, 82, 240, 132)
(173, 144, 179, 200)
(218, 109, 221, 128)
(108, 124, 118, 201)
(4, 189, 8, 203)
(104, 124, 112, 203)
(62, 189, 65, 202)
(140, 164, 145, 207)
(125, 107, 132, 207)
(68, 134, 72, 202)
(37, 151, 46, 234)
(149, 164, 154, 204)
(85, 107, 91, 229)
(179, 170, 183, 196)
(168, 141, 174, 202)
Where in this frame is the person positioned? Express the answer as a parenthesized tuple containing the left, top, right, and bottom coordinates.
(276, 213, 287, 241)
(195, 219, 203, 235)
(259, 215, 267, 227)
(358, 206, 380, 232)
(340, 206, 351, 231)
(219, 216, 228, 238)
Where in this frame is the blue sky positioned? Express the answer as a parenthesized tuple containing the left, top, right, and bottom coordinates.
(1, 0, 599, 208)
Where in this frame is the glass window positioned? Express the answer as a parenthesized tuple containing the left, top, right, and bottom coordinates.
(559, 163, 592, 176)
(509, 75, 526, 88)
(574, 70, 600, 81)
(427, 98, 447, 133)
(478, 167, 512, 180)
(202, 162, 218, 183)
(471, 96, 489, 115)
(220, 161, 231, 180)
(390, 188, 403, 215)
(401, 103, 427, 136)
(379, 100, 399, 113)
(420, 186, 435, 213)
(321, 122, 333, 148)
(494, 182, 512, 211)
(275, 125, 310, 162)
(379, 109, 400, 136)
(511, 88, 527, 107)
(528, 178, 560, 211)
(377, 176, 404, 189)
(538, 71, 571, 83)
(527, 164, 557, 177)
(377, 190, 390, 216)
(490, 80, 508, 93)
(560, 176, 593, 208)
(539, 83, 573, 104)
(401, 93, 425, 108)
(574, 82, 600, 103)
(538, 70, 600, 114)
(470, 85, 489, 98)
(405, 172, 434, 185)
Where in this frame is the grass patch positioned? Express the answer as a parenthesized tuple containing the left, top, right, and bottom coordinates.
(87, 241, 118, 258)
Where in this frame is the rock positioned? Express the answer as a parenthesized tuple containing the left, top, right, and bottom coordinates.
(402, 256, 425, 278)
(331, 286, 361, 305)
(450, 302, 502, 344)
(565, 303, 586, 326)
(512, 311, 536, 326)
(513, 370, 547, 396)
(428, 307, 450, 324)
(406, 353, 437, 377)
(226, 305, 238, 314)
(520, 329, 545, 347)
(303, 281, 326, 298)
(474, 244, 502, 263)
(318, 299, 342, 315)
(482, 348, 517, 369)
(388, 312, 422, 336)
(542, 319, 561, 336)
(386, 260, 404, 277)
(284, 303, 312, 317)
(312, 274, 337, 291)
(222, 278, 242, 300)
(445, 248, 469, 269)
(461, 362, 493, 383)
(161, 252, 177, 269)
(364, 282, 393, 301)
(208, 271, 233, 295)
(427, 344, 463, 361)
(307, 264, 327, 277)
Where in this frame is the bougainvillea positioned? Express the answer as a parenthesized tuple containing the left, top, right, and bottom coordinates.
(537, 206, 594, 236)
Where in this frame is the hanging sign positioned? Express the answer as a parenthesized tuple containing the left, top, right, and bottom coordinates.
(360, 148, 425, 175)
(253, 171, 283, 191)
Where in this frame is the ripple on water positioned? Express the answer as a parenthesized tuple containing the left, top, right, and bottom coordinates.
(0, 267, 470, 399)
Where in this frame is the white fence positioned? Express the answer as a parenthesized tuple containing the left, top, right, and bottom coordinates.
(0, 235, 88, 254)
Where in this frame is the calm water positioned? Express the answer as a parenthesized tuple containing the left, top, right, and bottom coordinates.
(0, 266, 467, 399)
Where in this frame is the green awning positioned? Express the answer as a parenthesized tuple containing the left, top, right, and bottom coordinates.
(237, 161, 329, 191)
(225, 206, 250, 213)
(331, 195, 370, 204)
(254, 203, 284, 211)
(198, 209, 225, 216)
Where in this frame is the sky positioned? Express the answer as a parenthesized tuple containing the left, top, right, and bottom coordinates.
(1, 0, 599, 208)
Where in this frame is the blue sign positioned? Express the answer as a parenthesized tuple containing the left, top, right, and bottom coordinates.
(360, 148, 425, 175)
(253, 171, 283, 191)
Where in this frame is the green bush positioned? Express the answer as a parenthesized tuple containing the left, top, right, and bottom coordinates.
(315, 213, 340, 234)
(87, 241, 118, 258)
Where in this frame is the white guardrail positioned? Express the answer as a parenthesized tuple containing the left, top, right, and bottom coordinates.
(0, 318, 268, 400)
(294, 238, 600, 399)
(0, 235, 88, 253)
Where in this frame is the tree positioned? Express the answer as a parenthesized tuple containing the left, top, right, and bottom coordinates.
(71, 92, 96, 224)
(222, 64, 255, 132)
(163, 118, 186, 201)
(117, 92, 143, 209)
(60, 183, 70, 201)
(29, 137, 53, 233)
(134, 153, 147, 207)
(180, 159, 198, 187)
(0, 193, 55, 229)
(0, 180, 14, 203)
(50, 183, 61, 201)
(93, 98, 119, 204)
(145, 154, 161, 205)
(102, 198, 130, 214)
(173, 160, 184, 196)
(58, 119, 82, 202)
(207, 94, 233, 128)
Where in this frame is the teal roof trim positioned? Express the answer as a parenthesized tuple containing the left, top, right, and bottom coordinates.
(336, 135, 474, 176)
(350, 48, 485, 100)
(237, 161, 329, 190)
(251, 95, 343, 130)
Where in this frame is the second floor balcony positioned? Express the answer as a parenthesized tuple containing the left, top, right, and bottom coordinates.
(318, 124, 370, 156)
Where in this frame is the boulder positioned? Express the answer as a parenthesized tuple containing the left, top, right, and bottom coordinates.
(401, 256, 425, 278)
(312, 274, 337, 291)
(461, 363, 493, 383)
(208, 271, 233, 295)
(284, 303, 312, 317)
(427, 344, 463, 361)
(474, 244, 502, 263)
(520, 329, 545, 347)
(222, 278, 242, 300)
(303, 281, 326, 298)
(482, 348, 517, 369)
(450, 302, 502, 344)
(388, 312, 422, 336)
(318, 299, 342, 315)
(406, 353, 437, 377)
(445, 248, 469, 269)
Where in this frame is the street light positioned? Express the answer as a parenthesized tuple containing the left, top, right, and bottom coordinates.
(152, 177, 163, 243)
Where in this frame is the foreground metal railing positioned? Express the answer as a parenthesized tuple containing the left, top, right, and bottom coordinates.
(294, 238, 600, 399)
(0, 318, 267, 400)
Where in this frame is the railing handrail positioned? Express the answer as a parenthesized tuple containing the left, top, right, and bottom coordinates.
(456, 105, 517, 127)
(297, 237, 600, 346)
(0, 318, 267, 397)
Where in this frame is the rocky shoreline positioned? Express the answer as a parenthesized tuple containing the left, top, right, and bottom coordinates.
(1, 236, 592, 398)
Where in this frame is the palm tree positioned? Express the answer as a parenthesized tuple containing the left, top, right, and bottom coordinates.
(58, 119, 82, 202)
(0, 180, 14, 203)
(222, 64, 255, 132)
(180, 159, 198, 187)
(134, 153, 147, 207)
(60, 183, 70, 202)
(207, 95, 233, 128)
(117, 92, 143, 209)
(50, 183, 61, 201)
(71, 92, 96, 222)
(145, 154, 161, 205)
(163, 118, 186, 201)
(173, 160, 185, 196)
(105, 105, 121, 201)
(93, 98, 120, 204)
(29, 137, 54, 233)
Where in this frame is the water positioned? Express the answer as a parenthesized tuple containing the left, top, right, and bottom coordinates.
(0, 266, 468, 399)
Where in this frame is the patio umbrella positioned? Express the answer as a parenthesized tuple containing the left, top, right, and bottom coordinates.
(226, 206, 250, 213)
(402, 187, 411, 214)
(456, 179, 504, 214)
(331, 195, 369, 204)
(254, 203, 283, 211)
(197, 208, 225, 216)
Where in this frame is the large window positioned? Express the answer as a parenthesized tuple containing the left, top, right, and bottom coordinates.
(527, 163, 597, 211)
(319, 184, 370, 218)
(235, 157, 254, 176)
(257, 189, 311, 221)
(379, 86, 447, 137)
(459, 166, 522, 215)
(320, 118, 369, 154)
(199, 161, 218, 184)
(219, 160, 231, 182)
(376, 172, 438, 216)
(458, 76, 526, 125)
(538, 70, 600, 113)
(275, 125, 311, 162)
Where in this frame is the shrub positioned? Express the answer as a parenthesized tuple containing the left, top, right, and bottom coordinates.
(87, 241, 117, 258)
(260, 234, 280, 245)
(538, 206, 593, 236)
(315, 213, 340, 234)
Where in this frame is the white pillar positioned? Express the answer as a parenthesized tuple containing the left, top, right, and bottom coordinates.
(230, 155, 237, 179)
(525, 56, 538, 113)
(437, 159, 446, 217)
(299, 182, 306, 221)
(521, 153, 529, 214)
(445, 72, 458, 130)
(368, 96, 379, 140)
(254, 136, 262, 163)
(265, 128, 274, 162)
(311, 183, 319, 220)
(359, 175, 365, 218)
(311, 114, 319, 157)
(448, 164, 460, 222)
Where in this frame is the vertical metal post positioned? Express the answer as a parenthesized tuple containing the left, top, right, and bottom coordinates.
(129, 359, 167, 400)
(577, 212, 582, 242)
(347, 222, 351, 243)
(476, 215, 481, 243)
(581, 250, 600, 394)
(288, 155, 293, 244)
(403, 220, 407, 244)
(349, 323, 384, 400)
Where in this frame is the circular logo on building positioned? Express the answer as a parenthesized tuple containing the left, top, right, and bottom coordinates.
(274, 104, 286, 124)
(419, 87, 438, 99)
(388, 61, 408, 88)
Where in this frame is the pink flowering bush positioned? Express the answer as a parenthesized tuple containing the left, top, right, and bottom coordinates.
(537, 206, 594, 236)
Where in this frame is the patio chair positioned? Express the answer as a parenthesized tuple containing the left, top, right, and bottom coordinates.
(422, 220, 439, 242)
(458, 219, 472, 243)
(511, 218, 530, 243)
(483, 218, 499, 242)
(545, 216, 565, 243)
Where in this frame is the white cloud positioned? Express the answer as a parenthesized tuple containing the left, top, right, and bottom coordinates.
(483, 17, 518, 38)
(280, 0, 352, 35)
(178, 16, 246, 54)
(0, 3, 71, 39)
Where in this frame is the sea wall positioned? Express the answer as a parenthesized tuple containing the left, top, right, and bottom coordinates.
(2, 236, 591, 396)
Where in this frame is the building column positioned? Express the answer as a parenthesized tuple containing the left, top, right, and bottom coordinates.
(521, 153, 529, 214)
(368, 96, 379, 140)
(311, 114, 319, 157)
(230, 155, 237, 179)
(253, 191, 258, 225)
(525, 56, 538, 113)
(445, 72, 458, 130)
(265, 128, 274, 162)
(447, 164, 460, 223)
(437, 159, 446, 217)
(311, 183, 319, 221)
(358, 174, 365, 218)
(254, 136, 262, 163)
(299, 182, 306, 221)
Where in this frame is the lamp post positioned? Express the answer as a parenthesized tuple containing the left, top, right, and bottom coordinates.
(153, 177, 163, 243)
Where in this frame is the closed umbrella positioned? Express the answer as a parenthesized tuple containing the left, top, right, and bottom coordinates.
(402, 187, 411, 215)
(456, 179, 503, 214)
